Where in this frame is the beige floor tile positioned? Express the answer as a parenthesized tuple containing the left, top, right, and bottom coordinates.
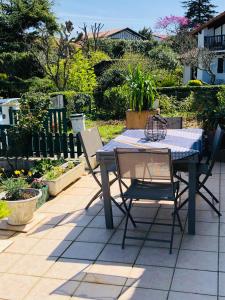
(0, 252, 22, 272)
(119, 287, 168, 300)
(62, 241, 104, 260)
(219, 253, 225, 272)
(177, 250, 218, 271)
(76, 227, 114, 243)
(145, 232, 181, 249)
(126, 265, 173, 290)
(5, 237, 39, 254)
(24, 278, 79, 300)
(171, 269, 217, 295)
(73, 282, 123, 299)
(98, 244, 140, 264)
(42, 213, 69, 225)
(45, 258, 92, 281)
(59, 212, 94, 227)
(136, 247, 178, 267)
(219, 272, 225, 296)
(186, 221, 219, 236)
(43, 225, 83, 241)
(0, 273, 39, 300)
(168, 291, 217, 300)
(27, 224, 54, 239)
(181, 234, 218, 252)
(196, 210, 220, 223)
(83, 262, 132, 286)
(0, 239, 13, 252)
(28, 239, 71, 257)
(109, 229, 146, 246)
(88, 215, 122, 228)
(8, 254, 56, 276)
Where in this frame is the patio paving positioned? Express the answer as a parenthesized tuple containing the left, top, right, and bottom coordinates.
(0, 162, 224, 299)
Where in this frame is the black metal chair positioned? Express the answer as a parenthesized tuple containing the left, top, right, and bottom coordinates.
(78, 127, 126, 213)
(175, 124, 224, 216)
(165, 117, 183, 129)
(114, 148, 183, 254)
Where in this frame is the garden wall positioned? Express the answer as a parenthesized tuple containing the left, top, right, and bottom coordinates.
(157, 85, 225, 102)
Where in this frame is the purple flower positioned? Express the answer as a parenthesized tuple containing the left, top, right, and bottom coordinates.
(156, 15, 189, 31)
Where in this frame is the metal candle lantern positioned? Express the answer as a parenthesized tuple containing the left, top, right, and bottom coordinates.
(144, 114, 167, 142)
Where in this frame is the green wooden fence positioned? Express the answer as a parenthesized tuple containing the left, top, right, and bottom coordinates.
(0, 129, 82, 159)
(8, 107, 67, 134)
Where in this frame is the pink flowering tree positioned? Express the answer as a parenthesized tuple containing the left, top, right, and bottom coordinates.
(156, 15, 189, 34)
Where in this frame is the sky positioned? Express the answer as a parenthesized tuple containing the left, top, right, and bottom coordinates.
(53, 0, 224, 34)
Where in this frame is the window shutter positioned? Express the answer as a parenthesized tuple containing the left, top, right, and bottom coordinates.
(217, 58, 224, 73)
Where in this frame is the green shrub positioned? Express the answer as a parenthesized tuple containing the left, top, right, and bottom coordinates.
(153, 68, 182, 87)
(28, 77, 56, 93)
(98, 53, 152, 92)
(148, 45, 179, 71)
(89, 51, 111, 67)
(158, 94, 177, 114)
(92, 39, 157, 58)
(102, 85, 129, 118)
(187, 80, 203, 86)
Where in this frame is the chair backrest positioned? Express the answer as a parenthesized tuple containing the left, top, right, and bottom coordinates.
(78, 127, 103, 158)
(208, 124, 224, 171)
(165, 117, 183, 129)
(114, 148, 173, 183)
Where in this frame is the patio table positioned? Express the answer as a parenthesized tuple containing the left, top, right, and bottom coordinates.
(96, 128, 204, 235)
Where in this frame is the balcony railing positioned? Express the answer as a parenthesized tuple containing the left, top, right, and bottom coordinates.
(204, 35, 225, 50)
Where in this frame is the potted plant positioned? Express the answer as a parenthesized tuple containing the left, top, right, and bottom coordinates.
(30, 179, 49, 209)
(125, 65, 158, 129)
(0, 178, 42, 225)
(70, 94, 91, 133)
(42, 160, 84, 196)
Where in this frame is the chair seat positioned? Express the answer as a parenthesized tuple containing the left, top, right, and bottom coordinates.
(123, 180, 179, 201)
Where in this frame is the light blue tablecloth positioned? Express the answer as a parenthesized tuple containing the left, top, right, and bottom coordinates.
(100, 129, 204, 161)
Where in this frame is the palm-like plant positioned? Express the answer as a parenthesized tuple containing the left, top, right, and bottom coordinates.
(126, 65, 157, 112)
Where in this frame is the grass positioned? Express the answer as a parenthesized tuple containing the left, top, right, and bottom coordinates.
(86, 119, 125, 142)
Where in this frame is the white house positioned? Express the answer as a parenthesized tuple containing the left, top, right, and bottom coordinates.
(183, 11, 225, 84)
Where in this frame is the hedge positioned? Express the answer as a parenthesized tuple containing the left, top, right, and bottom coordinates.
(157, 85, 225, 102)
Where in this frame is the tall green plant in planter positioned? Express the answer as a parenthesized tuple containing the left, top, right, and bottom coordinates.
(125, 65, 158, 129)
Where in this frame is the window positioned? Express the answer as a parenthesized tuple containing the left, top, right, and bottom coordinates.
(217, 58, 224, 73)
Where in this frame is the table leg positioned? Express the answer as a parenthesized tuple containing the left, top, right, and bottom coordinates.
(100, 161, 114, 229)
(188, 162, 197, 234)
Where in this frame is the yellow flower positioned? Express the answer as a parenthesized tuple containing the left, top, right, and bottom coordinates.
(21, 169, 25, 173)
(28, 171, 32, 176)
(14, 170, 21, 175)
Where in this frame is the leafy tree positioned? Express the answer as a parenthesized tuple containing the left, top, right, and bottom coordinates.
(0, 0, 58, 96)
(148, 44, 179, 70)
(138, 27, 152, 40)
(182, 0, 217, 28)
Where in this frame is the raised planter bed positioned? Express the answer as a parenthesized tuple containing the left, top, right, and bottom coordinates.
(42, 162, 85, 196)
(126, 109, 159, 129)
